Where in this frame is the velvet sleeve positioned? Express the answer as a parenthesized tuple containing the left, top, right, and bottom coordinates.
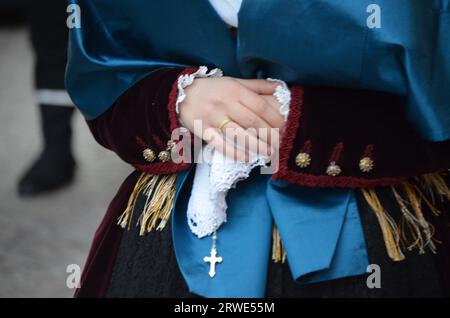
(273, 85, 450, 188)
(86, 67, 197, 175)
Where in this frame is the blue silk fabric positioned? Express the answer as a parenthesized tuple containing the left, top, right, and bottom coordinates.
(65, 0, 449, 297)
(172, 166, 368, 298)
(66, 0, 450, 141)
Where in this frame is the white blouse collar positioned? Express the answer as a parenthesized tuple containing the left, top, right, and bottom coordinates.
(208, 0, 243, 28)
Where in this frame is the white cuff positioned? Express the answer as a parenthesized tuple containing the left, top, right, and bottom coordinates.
(267, 78, 291, 121)
(175, 66, 223, 115)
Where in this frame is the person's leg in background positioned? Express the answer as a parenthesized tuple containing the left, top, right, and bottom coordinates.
(18, 0, 76, 196)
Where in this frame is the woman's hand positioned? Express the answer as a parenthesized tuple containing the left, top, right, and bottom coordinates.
(179, 76, 285, 162)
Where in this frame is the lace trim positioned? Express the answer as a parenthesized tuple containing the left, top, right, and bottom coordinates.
(187, 150, 270, 238)
(175, 66, 223, 115)
(268, 78, 291, 121)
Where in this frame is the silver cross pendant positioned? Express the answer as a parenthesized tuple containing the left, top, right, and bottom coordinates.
(203, 231, 222, 278)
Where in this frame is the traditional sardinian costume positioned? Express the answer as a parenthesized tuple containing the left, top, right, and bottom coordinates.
(66, 0, 450, 298)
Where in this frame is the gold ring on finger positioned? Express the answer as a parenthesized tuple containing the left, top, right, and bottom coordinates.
(217, 116, 232, 132)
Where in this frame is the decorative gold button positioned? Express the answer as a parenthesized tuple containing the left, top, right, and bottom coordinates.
(359, 157, 374, 173)
(167, 140, 176, 151)
(326, 161, 342, 176)
(295, 152, 311, 168)
(142, 148, 156, 162)
(158, 150, 171, 162)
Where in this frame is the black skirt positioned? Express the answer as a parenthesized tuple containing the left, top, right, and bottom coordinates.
(106, 186, 448, 298)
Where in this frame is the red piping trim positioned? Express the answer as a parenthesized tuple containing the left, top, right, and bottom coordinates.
(274, 86, 303, 178)
(133, 162, 191, 175)
(135, 136, 148, 149)
(167, 67, 198, 133)
(329, 142, 344, 163)
(151, 133, 166, 149)
(300, 140, 312, 154)
(363, 144, 375, 158)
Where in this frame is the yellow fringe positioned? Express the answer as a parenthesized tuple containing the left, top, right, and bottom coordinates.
(272, 226, 287, 263)
(398, 181, 437, 253)
(117, 172, 152, 230)
(120, 173, 449, 264)
(392, 186, 435, 254)
(361, 188, 405, 261)
(117, 172, 176, 234)
(421, 173, 450, 203)
(139, 174, 176, 235)
(361, 173, 449, 262)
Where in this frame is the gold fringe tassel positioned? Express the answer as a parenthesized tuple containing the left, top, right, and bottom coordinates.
(361, 188, 405, 261)
(399, 181, 438, 253)
(361, 173, 449, 262)
(120, 172, 449, 264)
(117, 172, 176, 234)
(421, 173, 450, 203)
(392, 185, 434, 254)
(117, 172, 152, 230)
(272, 226, 287, 263)
(139, 174, 176, 235)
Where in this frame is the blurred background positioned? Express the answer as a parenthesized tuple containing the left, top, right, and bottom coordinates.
(0, 1, 130, 297)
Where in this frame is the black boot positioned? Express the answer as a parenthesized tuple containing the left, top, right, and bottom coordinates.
(18, 105, 76, 196)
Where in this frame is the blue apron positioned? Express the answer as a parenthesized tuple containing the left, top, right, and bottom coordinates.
(172, 167, 368, 297)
